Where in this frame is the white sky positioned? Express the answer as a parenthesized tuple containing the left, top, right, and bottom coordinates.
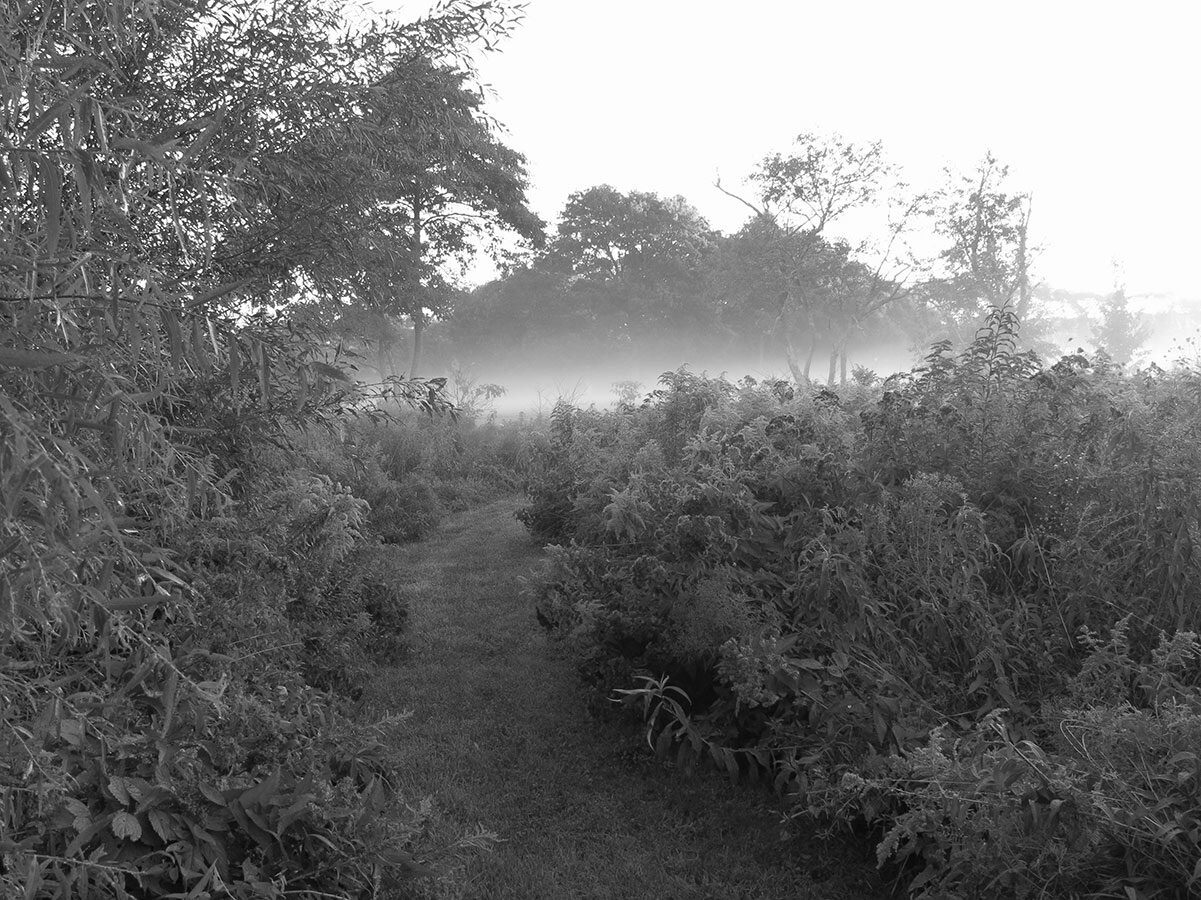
(393, 1, 1201, 300)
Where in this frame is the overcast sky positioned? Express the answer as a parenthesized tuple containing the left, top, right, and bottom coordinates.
(392, 1, 1200, 300)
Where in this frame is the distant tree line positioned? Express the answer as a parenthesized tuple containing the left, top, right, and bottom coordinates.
(167, 47, 1147, 387)
(432, 138, 1155, 384)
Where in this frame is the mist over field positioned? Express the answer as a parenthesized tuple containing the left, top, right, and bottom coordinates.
(460, 304, 1201, 418)
(426, 342, 918, 417)
(388, 286, 1201, 419)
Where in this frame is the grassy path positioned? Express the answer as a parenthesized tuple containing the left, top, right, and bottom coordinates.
(366, 498, 888, 900)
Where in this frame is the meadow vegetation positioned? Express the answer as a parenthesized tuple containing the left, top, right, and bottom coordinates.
(6, 0, 1197, 896)
(521, 307, 1201, 899)
(366, 498, 887, 900)
(1, 385, 523, 898)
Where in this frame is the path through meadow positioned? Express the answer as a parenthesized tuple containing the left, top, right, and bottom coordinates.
(367, 497, 886, 900)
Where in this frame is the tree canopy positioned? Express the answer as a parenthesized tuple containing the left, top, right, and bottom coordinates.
(710, 133, 919, 382)
(915, 153, 1038, 347)
(299, 57, 546, 376)
(0, 0, 532, 676)
(550, 185, 713, 282)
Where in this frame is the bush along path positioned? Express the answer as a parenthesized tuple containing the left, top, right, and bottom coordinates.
(365, 497, 888, 900)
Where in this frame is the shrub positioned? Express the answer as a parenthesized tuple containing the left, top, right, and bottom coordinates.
(0, 413, 441, 899)
(814, 630, 1201, 898)
(0, 622, 429, 899)
(519, 312, 1201, 897)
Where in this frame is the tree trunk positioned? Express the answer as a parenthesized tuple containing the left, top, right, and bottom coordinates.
(408, 195, 425, 378)
(827, 346, 838, 386)
(782, 331, 806, 383)
(839, 345, 848, 386)
(803, 334, 816, 382)
(410, 313, 424, 378)
(780, 303, 808, 385)
(376, 312, 395, 379)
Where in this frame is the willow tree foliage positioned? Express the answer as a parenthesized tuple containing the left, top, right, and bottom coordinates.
(1, 1, 524, 894)
(1, 0, 526, 625)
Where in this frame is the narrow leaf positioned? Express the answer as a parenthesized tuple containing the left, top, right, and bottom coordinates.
(41, 159, 63, 254)
(0, 348, 76, 369)
(257, 341, 270, 410)
(228, 334, 241, 399)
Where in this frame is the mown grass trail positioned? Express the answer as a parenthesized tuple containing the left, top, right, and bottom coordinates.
(366, 498, 888, 900)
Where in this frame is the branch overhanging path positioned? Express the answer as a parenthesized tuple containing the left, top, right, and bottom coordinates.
(366, 498, 887, 899)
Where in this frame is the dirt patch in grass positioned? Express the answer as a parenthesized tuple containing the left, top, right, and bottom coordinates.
(365, 497, 891, 899)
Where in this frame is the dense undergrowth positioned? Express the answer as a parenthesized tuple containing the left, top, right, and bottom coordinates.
(521, 307, 1201, 899)
(1, 382, 523, 898)
(2, 0, 540, 893)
